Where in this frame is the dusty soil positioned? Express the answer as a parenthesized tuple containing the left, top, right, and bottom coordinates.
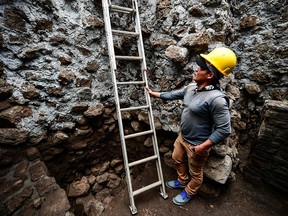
(103, 162, 288, 216)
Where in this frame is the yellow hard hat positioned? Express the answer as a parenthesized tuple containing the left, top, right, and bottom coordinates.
(200, 47, 237, 76)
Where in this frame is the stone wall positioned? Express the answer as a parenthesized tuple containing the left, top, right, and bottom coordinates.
(0, 0, 287, 215)
(244, 100, 288, 193)
(0, 159, 70, 215)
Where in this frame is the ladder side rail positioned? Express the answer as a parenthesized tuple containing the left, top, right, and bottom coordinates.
(133, 0, 152, 130)
(132, 0, 159, 162)
(133, 0, 167, 198)
(133, 0, 147, 71)
(102, 0, 136, 211)
(133, 0, 154, 133)
(102, 0, 117, 71)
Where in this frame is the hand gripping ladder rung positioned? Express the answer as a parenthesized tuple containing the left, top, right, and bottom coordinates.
(102, 0, 168, 215)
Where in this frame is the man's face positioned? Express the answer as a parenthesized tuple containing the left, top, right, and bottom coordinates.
(193, 67, 213, 83)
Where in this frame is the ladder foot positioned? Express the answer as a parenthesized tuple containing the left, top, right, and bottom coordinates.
(129, 205, 137, 215)
(160, 192, 168, 200)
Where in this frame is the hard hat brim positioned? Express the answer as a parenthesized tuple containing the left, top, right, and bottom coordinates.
(197, 55, 223, 80)
(196, 55, 209, 70)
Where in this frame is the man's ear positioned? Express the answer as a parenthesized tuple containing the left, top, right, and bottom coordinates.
(207, 72, 214, 79)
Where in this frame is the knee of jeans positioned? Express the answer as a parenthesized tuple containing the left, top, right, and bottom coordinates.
(189, 169, 203, 178)
(172, 153, 184, 163)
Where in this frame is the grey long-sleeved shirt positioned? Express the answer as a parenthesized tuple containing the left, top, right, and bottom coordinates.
(160, 84, 231, 146)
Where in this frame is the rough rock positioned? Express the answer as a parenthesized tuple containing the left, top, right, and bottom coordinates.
(50, 131, 69, 146)
(0, 80, 13, 100)
(4, 186, 33, 215)
(0, 128, 28, 145)
(245, 83, 261, 95)
(204, 155, 233, 184)
(29, 160, 49, 182)
(58, 70, 76, 85)
(106, 173, 121, 189)
(178, 32, 211, 51)
(0, 106, 33, 126)
(91, 161, 110, 175)
(68, 176, 90, 197)
(39, 188, 70, 216)
(165, 45, 189, 64)
(84, 103, 104, 118)
(76, 193, 105, 216)
(4, 7, 27, 32)
(240, 15, 258, 29)
(0, 159, 71, 215)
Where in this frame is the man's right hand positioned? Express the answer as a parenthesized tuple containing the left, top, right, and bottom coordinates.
(146, 87, 160, 98)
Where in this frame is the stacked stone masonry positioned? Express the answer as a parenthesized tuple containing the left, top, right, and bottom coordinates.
(0, 160, 70, 215)
(244, 100, 288, 193)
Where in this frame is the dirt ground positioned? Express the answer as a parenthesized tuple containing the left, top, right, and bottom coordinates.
(103, 161, 288, 216)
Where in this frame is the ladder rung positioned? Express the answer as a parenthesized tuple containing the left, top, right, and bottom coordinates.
(110, 5, 134, 14)
(128, 155, 158, 168)
(121, 105, 149, 112)
(115, 56, 143, 61)
(124, 130, 153, 139)
(112, 29, 139, 37)
(116, 81, 145, 85)
(133, 181, 162, 196)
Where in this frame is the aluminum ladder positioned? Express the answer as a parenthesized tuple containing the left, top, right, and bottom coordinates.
(102, 0, 168, 214)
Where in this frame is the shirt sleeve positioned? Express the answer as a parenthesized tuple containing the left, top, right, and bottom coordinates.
(160, 86, 187, 100)
(208, 96, 231, 145)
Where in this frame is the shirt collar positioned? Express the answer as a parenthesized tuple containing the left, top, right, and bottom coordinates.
(196, 84, 220, 92)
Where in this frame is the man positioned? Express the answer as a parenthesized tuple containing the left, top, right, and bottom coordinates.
(146, 47, 237, 205)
